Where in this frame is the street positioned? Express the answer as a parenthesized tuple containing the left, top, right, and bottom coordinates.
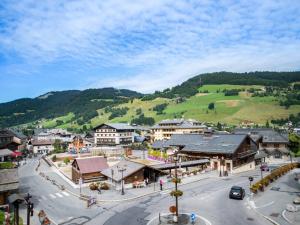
(18, 157, 278, 225)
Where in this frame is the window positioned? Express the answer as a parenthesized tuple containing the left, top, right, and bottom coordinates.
(274, 150, 282, 159)
(274, 144, 279, 148)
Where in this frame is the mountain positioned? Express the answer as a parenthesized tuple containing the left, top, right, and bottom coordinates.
(1, 71, 300, 129)
(0, 88, 143, 127)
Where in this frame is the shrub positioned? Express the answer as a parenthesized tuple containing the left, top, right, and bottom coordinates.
(100, 182, 110, 190)
(63, 157, 70, 165)
(170, 190, 183, 197)
(51, 155, 57, 162)
(89, 182, 99, 190)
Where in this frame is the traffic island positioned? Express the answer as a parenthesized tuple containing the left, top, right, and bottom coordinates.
(147, 213, 209, 225)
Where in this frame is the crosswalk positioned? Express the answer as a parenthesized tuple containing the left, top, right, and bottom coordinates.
(39, 191, 71, 201)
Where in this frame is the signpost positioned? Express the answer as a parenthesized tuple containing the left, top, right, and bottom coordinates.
(87, 197, 96, 208)
(248, 176, 254, 191)
(79, 177, 83, 195)
(190, 213, 196, 224)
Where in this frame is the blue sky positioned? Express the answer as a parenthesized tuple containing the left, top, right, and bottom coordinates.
(0, 0, 300, 103)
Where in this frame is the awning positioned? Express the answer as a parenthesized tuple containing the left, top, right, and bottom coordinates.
(11, 151, 22, 157)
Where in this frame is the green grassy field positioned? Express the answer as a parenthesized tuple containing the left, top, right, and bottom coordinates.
(41, 84, 300, 128)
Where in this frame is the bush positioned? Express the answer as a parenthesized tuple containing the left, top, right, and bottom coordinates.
(63, 157, 70, 165)
(89, 182, 99, 190)
(100, 182, 110, 190)
(170, 190, 183, 197)
(51, 155, 57, 162)
(0, 162, 14, 169)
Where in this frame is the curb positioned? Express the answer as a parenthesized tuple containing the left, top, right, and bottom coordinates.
(146, 212, 212, 225)
(246, 197, 280, 225)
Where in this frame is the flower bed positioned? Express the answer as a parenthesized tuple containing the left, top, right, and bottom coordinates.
(251, 162, 299, 193)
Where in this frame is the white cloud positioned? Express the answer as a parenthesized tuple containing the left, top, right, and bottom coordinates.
(0, 0, 300, 93)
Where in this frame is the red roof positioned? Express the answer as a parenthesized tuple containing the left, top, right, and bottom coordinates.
(11, 151, 22, 157)
(73, 157, 109, 174)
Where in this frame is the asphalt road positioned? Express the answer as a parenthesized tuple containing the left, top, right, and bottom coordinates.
(18, 157, 274, 225)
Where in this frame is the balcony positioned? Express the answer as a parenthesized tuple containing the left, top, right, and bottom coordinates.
(237, 150, 257, 158)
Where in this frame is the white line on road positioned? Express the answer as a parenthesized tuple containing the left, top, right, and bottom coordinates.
(49, 194, 56, 199)
(255, 201, 274, 209)
(62, 191, 70, 196)
(41, 195, 47, 200)
(55, 193, 63, 198)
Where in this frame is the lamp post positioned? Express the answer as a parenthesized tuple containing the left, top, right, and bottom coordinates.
(117, 165, 126, 195)
(219, 157, 222, 177)
(173, 151, 179, 223)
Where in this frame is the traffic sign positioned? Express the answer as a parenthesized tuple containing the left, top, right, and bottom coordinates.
(169, 206, 176, 213)
(191, 213, 196, 223)
(248, 176, 253, 182)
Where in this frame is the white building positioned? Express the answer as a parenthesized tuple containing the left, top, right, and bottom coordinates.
(31, 140, 54, 154)
(93, 123, 135, 146)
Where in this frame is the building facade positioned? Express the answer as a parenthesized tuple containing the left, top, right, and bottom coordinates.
(234, 128, 290, 162)
(156, 133, 257, 174)
(31, 140, 54, 154)
(93, 123, 135, 146)
(151, 119, 207, 142)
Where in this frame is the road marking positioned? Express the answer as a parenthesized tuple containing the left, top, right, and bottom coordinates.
(41, 195, 47, 200)
(62, 191, 70, 196)
(160, 191, 169, 195)
(49, 194, 56, 199)
(55, 193, 63, 198)
(255, 201, 274, 209)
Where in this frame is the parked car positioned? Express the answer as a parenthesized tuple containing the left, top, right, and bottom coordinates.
(229, 186, 245, 200)
(260, 163, 270, 171)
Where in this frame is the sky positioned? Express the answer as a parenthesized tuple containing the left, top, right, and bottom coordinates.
(0, 0, 300, 103)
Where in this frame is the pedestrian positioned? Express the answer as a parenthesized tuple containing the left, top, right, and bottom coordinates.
(146, 178, 149, 186)
(159, 179, 163, 191)
(98, 187, 101, 194)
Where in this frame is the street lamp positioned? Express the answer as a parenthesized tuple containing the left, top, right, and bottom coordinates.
(173, 151, 179, 223)
(117, 165, 126, 195)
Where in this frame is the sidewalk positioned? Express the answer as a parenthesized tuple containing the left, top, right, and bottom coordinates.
(38, 158, 219, 202)
(248, 168, 300, 225)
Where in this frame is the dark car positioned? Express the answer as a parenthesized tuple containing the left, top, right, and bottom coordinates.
(260, 163, 269, 171)
(229, 186, 245, 200)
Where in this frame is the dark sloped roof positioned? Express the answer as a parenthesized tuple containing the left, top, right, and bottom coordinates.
(74, 156, 109, 174)
(94, 123, 135, 130)
(152, 159, 209, 170)
(166, 134, 248, 154)
(0, 169, 19, 192)
(152, 140, 169, 149)
(234, 128, 289, 144)
(101, 160, 145, 182)
(31, 139, 54, 146)
(0, 148, 13, 157)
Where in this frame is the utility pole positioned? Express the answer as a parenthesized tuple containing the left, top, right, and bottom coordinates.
(117, 165, 126, 195)
(24, 193, 33, 225)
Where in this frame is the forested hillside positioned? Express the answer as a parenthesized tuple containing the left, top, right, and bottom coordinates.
(0, 71, 300, 129)
(0, 88, 142, 127)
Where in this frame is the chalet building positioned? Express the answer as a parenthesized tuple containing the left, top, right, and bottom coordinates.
(101, 160, 164, 188)
(234, 128, 290, 162)
(30, 140, 54, 154)
(93, 123, 135, 146)
(71, 156, 109, 184)
(0, 129, 27, 152)
(151, 119, 207, 142)
(156, 133, 257, 174)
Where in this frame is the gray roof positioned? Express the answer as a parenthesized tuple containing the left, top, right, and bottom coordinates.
(94, 123, 135, 130)
(0, 148, 13, 157)
(254, 151, 268, 159)
(152, 159, 209, 170)
(101, 160, 145, 182)
(234, 128, 289, 144)
(152, 119, 207, 129)
(152, 140, 169, 149)
(0, 169, 19, 192)
(166, 134, 249, 154)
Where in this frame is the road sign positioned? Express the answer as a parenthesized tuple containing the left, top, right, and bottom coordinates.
(248, 176, 253, 182)
(191, 213, 196, 223)
(169, 206, 176, 213)
(79, 178, 83, 185)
